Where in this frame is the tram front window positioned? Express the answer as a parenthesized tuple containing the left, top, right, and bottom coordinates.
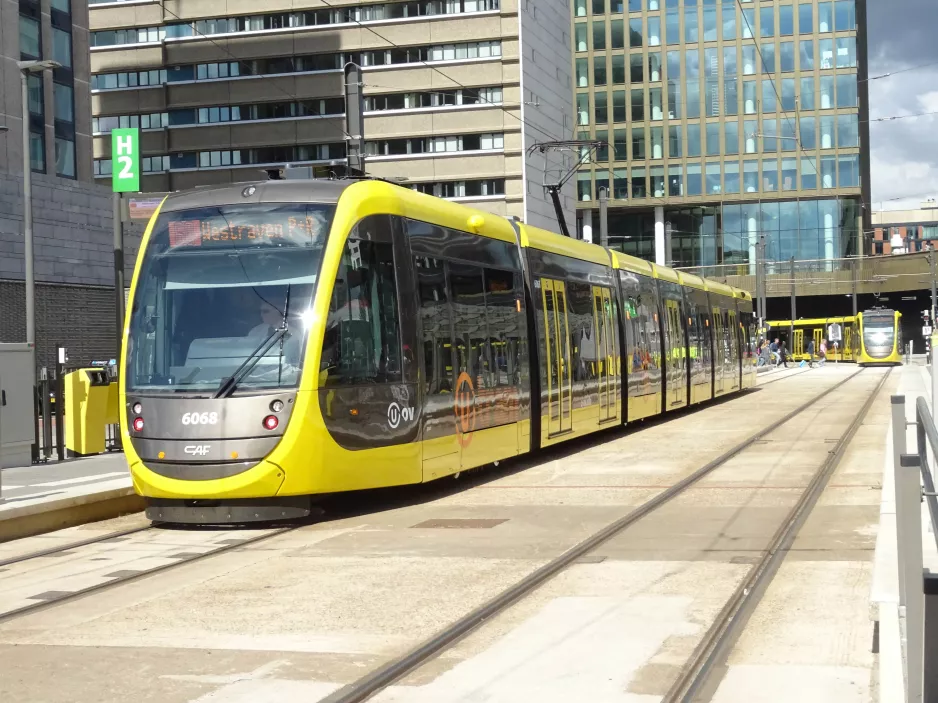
(127, 203, 334, 394)
(863, 319, 894, 345)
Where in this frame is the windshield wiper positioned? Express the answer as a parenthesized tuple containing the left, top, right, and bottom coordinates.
(213, 325, 288, 399)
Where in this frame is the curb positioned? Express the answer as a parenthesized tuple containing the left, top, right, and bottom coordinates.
(0, 486, 145, 543)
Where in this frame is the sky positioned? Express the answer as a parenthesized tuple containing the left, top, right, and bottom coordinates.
(866, 0, 938, 211)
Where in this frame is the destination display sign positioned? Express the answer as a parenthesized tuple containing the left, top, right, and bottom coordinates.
(166, 214, 328, 249)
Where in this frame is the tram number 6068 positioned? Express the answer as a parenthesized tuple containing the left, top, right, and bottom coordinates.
(181, 411, 218, 426)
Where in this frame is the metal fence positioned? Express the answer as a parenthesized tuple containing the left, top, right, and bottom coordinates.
(891, 393, 938, 703)
(675, 256, 862, 279)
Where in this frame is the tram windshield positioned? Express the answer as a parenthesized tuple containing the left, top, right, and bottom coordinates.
(126, 203, 334, 394)
(863, 315, 895, 348)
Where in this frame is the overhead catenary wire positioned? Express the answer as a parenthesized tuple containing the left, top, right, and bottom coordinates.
(861, 59, 938, 83)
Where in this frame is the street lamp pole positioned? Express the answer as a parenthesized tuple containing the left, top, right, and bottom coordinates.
(20, 70, 35, 347)
(17, 60, 60, 349)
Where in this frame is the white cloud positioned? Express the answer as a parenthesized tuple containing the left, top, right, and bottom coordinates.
(868, 66, 938, 210)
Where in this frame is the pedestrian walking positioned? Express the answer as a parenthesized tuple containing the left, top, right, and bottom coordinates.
(779, 340, 789, 367)
(819, 339, 827, 366)
(806, 338, 815, 367)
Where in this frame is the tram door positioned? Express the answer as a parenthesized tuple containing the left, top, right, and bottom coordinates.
(727, 310, 740, 391)
(593, 286, 616, 423)
(663, 299, 687, 408)
(712, 307, 725, 396)
(542, 279, 572, 436)
(793, 329, 804, 358)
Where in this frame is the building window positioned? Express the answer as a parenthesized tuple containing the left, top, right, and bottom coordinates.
(686, 163, 702, 196)
(53, 83, 74, 123)
(52, 28, 72, 68)
(836, 74, 857, 107)
(686, 122, 701, 157)
(27, 74, 43, 116)
(821, 155, 836, 188)
(725, 121, 739, 155)
(820, 75, 835, 109)
(668, 164, 683, 196)
(760, 6, 774, 37)
(706, 162, 721, 194)
(781, 158, 797, 190)
(836, 38, 856, 68)
(718, 161, 737, 194)
(798, 3, 813, 33)
(801, 156, 818, 189)
(631, 167, 646, 198)
(763, 158, 778, 191)
(800, 116, 816, 149)
(780, 42, 795, 72)
(722, 0, 736, 40)
(30, 131, 45, 173)
(835, 0, 855, 30)
(837, 114, 858, 147)
(51, 0, 70, 12)
(668, 125, 682, 157)
(19, 15, 41, 58)
(838, 155, 859, 187)
(818, 1, 833, 32)
(761, 42, 776, 72)
(743, 159, 758, 192)
(705, 122, 720, 156)
(55, 137, 76, 178)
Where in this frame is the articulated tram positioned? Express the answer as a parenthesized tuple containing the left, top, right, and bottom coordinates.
(121, 179, 757, 523)
(857, 309, 903, 366)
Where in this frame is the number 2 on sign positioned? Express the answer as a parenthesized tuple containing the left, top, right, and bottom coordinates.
(117, 155, 134, 179)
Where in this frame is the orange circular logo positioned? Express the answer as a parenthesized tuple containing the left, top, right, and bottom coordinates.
(454, 371, 476, 446)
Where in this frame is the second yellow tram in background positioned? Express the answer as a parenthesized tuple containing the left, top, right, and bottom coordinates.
(764, 308, 902, 365)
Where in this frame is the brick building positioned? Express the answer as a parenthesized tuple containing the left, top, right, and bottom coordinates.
(871, 199, 938, 256)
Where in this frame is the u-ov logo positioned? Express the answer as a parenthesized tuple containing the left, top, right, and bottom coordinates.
(387, 402, 414, 429)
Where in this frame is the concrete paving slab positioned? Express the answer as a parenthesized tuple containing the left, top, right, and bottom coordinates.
(0, 365, 881, 702)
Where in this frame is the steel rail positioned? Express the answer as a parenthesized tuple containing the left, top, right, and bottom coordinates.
(320, 367, 869, 703)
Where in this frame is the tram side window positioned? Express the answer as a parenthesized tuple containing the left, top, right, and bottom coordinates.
(449, 263, 489, 390)
(321, 234, 402, 385)
(416, 256, 453, 395)
(638, 274, 661, 372)
(484, 268, 523, 389)
(566, 281, 597, 383)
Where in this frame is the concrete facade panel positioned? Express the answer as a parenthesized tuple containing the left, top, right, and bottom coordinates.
(90, 46, 165, 73)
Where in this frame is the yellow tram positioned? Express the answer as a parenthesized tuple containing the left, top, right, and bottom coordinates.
(121, 178, 757, 523)
(763, 316, 859, 362)
(856, 309, 903, 366)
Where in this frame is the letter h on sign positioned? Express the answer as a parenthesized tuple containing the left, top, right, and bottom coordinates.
(111, 128, 140, 193)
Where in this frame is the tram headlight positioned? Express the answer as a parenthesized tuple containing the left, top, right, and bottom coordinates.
(132, 417, 144, 432)
(132, 402, 142, 415)
(263, 415, 279, 431)
(270, 399, 284, 413)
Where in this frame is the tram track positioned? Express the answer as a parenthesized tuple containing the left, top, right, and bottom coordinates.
(320, 366, 883, 703)
(0, 524, 155, 569)
(0, 523, 299, 624)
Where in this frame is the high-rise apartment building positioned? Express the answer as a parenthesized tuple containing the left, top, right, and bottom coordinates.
(87, 0, 575, 230)
(572, 0, 869, 268)
(1, 0, 119, 367)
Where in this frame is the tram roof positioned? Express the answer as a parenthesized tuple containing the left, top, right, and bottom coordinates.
(159, 179, 352, 212)
(519, 224, 612, 267)
(765, 316, 857, 326)
(611, 251, 654, 276)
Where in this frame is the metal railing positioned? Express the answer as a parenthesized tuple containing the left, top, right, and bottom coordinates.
(675, 256, 863, 279)
(891, 393, 938, 703)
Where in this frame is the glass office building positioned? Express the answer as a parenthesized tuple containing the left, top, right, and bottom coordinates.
(572, 0, 869, 267)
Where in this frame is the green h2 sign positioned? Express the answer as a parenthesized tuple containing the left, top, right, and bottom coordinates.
(111, 128, 140, 193)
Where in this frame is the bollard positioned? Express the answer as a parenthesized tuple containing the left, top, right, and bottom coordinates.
(899, 452, 926, 703)
(40, 368, 52, 459)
